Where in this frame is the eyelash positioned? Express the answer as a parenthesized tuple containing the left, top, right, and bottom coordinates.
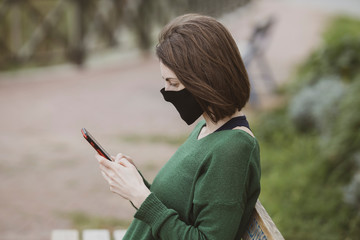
(169, 83, 179, 87)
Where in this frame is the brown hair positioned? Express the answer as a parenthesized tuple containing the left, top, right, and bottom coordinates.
(156, 14, 250, 123)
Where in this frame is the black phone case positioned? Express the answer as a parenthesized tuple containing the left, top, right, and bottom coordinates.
(81, 128, 112, 161)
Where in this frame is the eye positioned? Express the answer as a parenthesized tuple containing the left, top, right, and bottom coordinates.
(169, 82, 179, 87)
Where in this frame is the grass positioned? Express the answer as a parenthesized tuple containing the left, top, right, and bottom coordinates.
(118, 133, 188, 146)
(61, 211, 131, 231)
(142, 160, 162, 171)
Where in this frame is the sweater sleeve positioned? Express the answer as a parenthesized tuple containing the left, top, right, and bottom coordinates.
(134, 136, 257, 239)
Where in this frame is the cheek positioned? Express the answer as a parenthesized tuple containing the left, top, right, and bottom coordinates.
(164, 81, 171, 91)
(177, 84, 185, 91)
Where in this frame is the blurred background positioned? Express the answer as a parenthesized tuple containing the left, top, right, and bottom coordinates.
(0, 0, 359, 239)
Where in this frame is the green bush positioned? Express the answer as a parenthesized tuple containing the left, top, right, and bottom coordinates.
(322, 78, 360, 183)
(323, 16, 360, 44)
(255, 15, 360, 240)
(256, 107, 360, 240)
(291, 16, 360, 92)
(288, 77, 345, 133)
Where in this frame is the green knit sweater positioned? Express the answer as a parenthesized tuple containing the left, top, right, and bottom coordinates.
(124, 120, 261, 240)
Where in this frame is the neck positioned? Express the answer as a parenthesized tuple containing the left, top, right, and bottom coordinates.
(202, 110, 244, 136)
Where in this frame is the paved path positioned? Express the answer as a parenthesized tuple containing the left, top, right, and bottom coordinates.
(0, 0, 357, 239)
(285, 0, 360, 17)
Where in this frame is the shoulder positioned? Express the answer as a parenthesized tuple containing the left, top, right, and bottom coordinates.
(194, 119, 206, 131)
(196, 131, 260, 194)
(213, 129, 258, 155)
(233, 126, 255, 138)
(189, 119, 206, 137)
(202, 130, 259, 171)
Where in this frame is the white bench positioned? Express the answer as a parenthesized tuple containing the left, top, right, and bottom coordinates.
(243, 200, 284, 240)
(52, 200, 284, 240)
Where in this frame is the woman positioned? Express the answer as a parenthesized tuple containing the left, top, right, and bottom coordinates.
(97, 14, 261, 239)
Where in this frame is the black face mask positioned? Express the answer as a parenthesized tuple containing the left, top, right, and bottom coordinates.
(160, 88, 203, 125)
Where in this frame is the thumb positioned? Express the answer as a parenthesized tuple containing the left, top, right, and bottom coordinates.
(114, 157, 129, 167)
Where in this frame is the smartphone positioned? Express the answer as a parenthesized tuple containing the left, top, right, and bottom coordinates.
(81, 128, 112, 161)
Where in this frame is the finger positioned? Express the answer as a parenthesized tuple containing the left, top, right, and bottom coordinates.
(125, 157, 136, 166)
(101, 171, 111, 182)
(100, 168, 118, 185)
(101, 172, 117, 193)
(97, 154, 112, 169)
(113, 154, 127, 167)
(119, 157, 132, 168)
(115, 153, 125, 161)
(115, 153, 135, 165)
(99, 162, 110, 173)
(114, 154, 121, 163)
(114, 157, 122, 164)
(116, 159, 128, 167)
(96, 154, 107, 163)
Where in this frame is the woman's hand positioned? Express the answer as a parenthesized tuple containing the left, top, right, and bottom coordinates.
(96, 153, 151, 209)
